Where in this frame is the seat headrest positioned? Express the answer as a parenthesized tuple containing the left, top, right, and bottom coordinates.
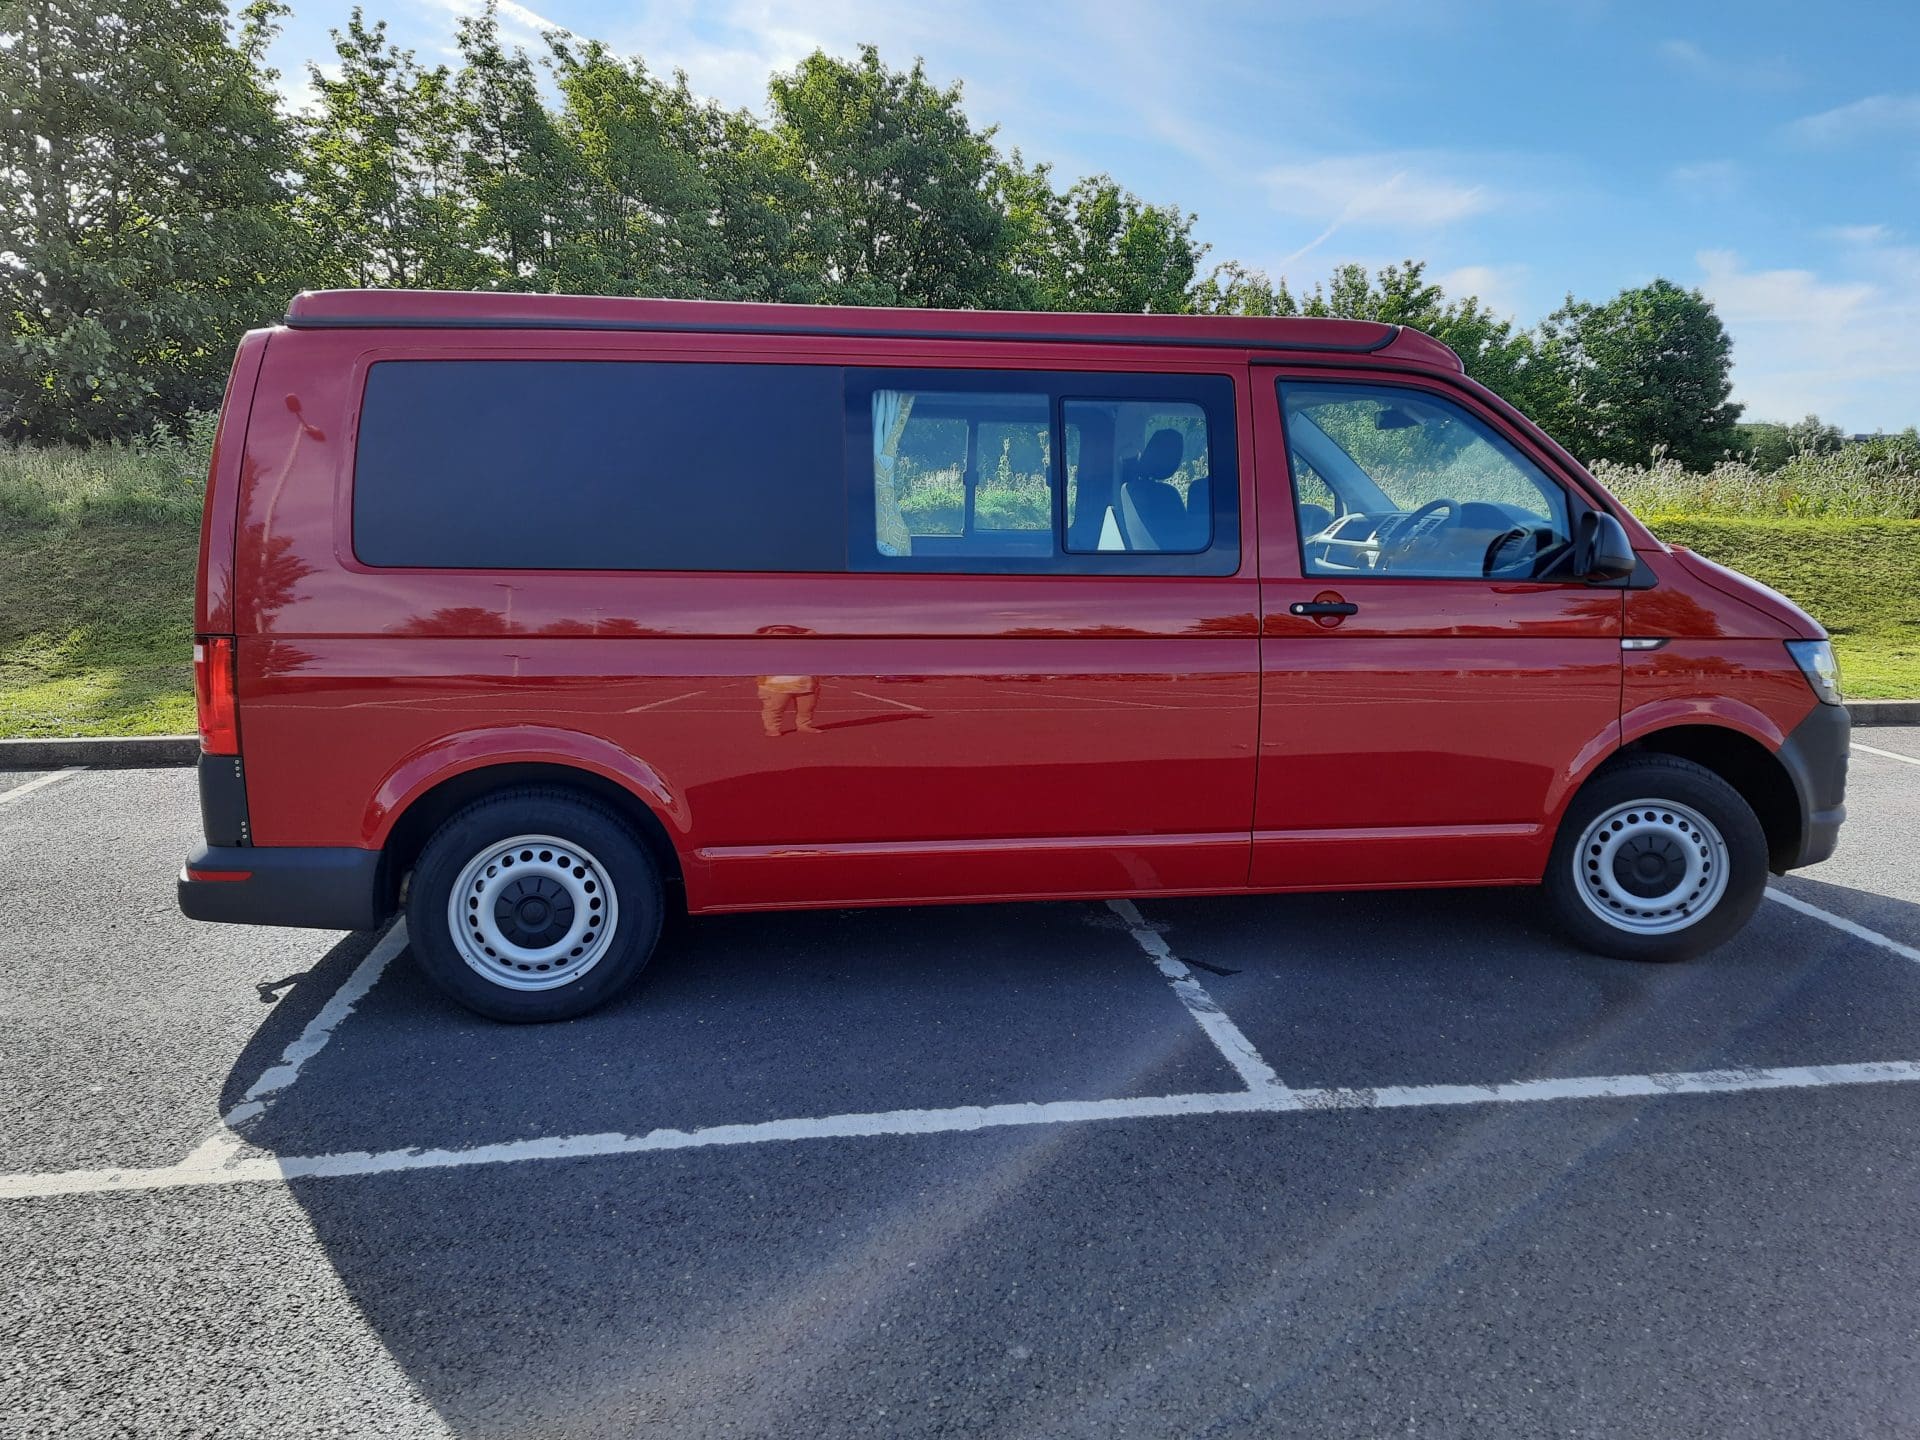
(1136, 428, 1184, 481)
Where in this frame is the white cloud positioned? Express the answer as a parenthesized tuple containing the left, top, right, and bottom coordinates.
(1260, 155, 1493, 265)
(1823, 223, 1891, 245)
(1697, 239, 1920, 430)
(1788, 93, 1920, 146)
(410, 0, 574, 53)
(1432, 263, 1530, 322)
(1655, 38, 1798, 90)
(1667, 159, 1741, 200)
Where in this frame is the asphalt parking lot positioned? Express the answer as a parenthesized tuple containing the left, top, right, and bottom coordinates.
(3, 734, 1919, 1439)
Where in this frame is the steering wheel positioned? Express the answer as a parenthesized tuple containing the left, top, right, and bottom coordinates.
(1482, 524, 1535, 577)
(1379, 497, 1458, 570)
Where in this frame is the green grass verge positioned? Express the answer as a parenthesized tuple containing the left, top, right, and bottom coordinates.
(0, 523, 198, 738)
(1, 511, 1915, 740)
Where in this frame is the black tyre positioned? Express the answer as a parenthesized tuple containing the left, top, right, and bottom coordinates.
(405, 786, 664, 1022)
(1543, 754, 1768, 963)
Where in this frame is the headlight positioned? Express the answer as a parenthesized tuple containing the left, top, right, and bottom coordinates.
(1786, 639, 1843, 706)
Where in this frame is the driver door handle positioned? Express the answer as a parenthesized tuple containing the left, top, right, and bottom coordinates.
(1290, 600, 1359, 617)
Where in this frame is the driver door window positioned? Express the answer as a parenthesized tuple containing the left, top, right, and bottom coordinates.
(1279, 382, 1572, 580)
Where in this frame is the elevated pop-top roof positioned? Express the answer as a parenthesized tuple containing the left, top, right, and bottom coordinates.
(283, 289, 1464, 371)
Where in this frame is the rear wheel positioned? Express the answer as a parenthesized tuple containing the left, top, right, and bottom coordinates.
(1544, 754, 1768, 962)
(406, 787, 663, 1021)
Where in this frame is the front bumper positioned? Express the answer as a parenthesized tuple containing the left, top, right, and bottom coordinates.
(1774, 700, 1850, 871)
(178, 844, 390, 930)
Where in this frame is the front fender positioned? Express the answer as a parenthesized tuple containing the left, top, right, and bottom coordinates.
(1621, 695, 1791, 753)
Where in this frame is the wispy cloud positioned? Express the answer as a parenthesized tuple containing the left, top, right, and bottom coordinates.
(1655, 38, 1798, 90)
(1699, 235, 1920, 429)
(410, 0, 575, 52)
(1262, 155, 1493, 264)
(1788, 92, 1920, 146)
(1667, 159, 1742, 201)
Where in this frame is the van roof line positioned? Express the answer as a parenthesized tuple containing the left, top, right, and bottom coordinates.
(280, 289, 1463, 368)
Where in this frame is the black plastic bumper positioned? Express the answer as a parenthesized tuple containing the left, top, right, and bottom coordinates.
(178, 845, 390, 930)
(1775, 700, 1850, 871)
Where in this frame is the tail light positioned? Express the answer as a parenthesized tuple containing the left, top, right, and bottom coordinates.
(193, 636, 239, 755)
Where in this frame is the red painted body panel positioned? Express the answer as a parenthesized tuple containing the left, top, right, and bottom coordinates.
(194, 329, 269, 637)
(199, 293, 1822, 917)
(1248, 364, 1624, 888)
(1620, 552, 1819, 749)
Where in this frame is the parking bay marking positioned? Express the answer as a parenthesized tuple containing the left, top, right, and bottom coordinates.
(0, 767, 84, 806)
(7, 1059, 1920, 1202)
(221, 921, 411, 1127)
(7, 867, 1919, 1203)
(1853, 741, 1920, 768)
(1767, 887, 1920, 965)
(1106, 898, 1292, 1099)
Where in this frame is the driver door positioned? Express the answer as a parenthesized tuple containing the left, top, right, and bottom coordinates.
(1251, 372, 1623, 890)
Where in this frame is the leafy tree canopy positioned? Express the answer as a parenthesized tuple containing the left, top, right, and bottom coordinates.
(0, 0, 1756, 467)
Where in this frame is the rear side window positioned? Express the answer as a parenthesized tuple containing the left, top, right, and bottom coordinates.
(854, 369, 1238, 575)
(353, 360, 846, 571)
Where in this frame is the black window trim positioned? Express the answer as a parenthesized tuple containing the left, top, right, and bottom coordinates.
(847, 366, 1240, 578)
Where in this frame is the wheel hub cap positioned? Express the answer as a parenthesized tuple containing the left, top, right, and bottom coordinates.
(1572, 798, 1730, 937)
(447, 834, 619, 992)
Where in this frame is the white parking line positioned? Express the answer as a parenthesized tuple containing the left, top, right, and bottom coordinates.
(1853, 741, 1920, 768)
(0, 767, 84, 806)
(1766, 888, 1920, 965)
(6, 1058, 1919, 1202)
(1106, 898, 1292, 1099)
(221, 920, 410, 1126)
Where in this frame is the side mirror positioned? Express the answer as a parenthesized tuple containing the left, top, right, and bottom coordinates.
(1577, 511, 1637, 582)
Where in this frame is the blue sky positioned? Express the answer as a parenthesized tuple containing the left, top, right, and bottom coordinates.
(261, 0, 1920, 432)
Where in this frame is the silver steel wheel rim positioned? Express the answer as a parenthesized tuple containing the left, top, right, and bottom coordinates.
(447, 833, 619, 992)
(1572, 798, 1729, 936)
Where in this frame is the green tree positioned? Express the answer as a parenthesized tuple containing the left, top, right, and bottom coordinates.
(999, 156, 1202, 313)
(455, 5, 573, 289)
(299, 8, 471, 290)
(1784, 413, 1845, 457)
(542, 40, 720, 296)
(0, 0, 302, 440)
(1538, 278, 1742, 468)
(767, 46, 1005, 307)
(1191, 261, 1300, 317)
(1195, 259, 1561, 420)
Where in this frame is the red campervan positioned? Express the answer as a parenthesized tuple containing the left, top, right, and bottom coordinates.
(179, 292, 1849, 1021)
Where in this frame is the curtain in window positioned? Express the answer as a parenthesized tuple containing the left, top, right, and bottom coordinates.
(872, 390, 915, 557)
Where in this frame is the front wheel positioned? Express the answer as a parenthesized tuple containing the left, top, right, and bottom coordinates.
(1543, 754, 1768, 962)
(405, 787, 664, 1022)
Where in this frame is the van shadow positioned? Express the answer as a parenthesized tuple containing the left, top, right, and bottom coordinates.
(223, 879, 1920, 1438)
(1144, 875, 1920, 1091)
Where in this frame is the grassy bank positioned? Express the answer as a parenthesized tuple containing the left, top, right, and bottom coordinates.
(2, 444, 1917, 739)
(1646, 516, 1920, 700)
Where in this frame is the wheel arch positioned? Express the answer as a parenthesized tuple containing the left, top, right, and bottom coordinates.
(365, 728, 689, 910)
(1610, 722, 1801, 873)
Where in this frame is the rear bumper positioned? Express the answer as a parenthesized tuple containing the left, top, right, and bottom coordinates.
(1775, 701, 1850, 871)
(178, 845, 390, 930)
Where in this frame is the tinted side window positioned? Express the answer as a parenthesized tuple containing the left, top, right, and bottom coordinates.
(872, 388, 1054, 559)
(1279, 381, 1573, 581)
(853, 369, 1239, 576)
(1063, 399, 1212, 554)
(354, 360, 846, 571)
